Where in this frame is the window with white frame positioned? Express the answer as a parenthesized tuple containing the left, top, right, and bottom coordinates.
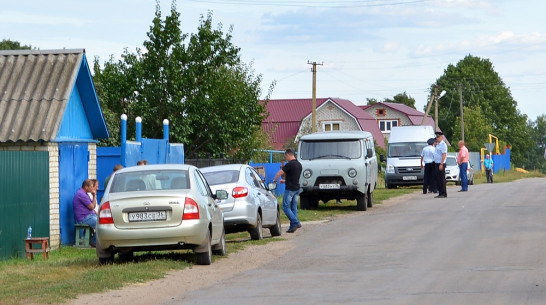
(378, 120, 398, 133)
(323, 122, 341, 131)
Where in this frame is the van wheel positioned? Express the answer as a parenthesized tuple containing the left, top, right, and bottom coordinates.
(367, 187, 374, 208)
(356, 192, 367, 211)
(300, 193, 311, 210)
(309, 196, 319, 209)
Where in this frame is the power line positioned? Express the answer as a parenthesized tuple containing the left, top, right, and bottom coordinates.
(186, 0, 430, 8)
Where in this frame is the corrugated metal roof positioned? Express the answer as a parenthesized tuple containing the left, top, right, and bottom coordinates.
(0, 49, 83, 142)
(360, 102, 437, 129)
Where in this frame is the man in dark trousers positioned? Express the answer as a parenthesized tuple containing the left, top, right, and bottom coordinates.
(421, 138, 437, 194)
(273, 148, 303, 233)
(433, 132, 448, 198)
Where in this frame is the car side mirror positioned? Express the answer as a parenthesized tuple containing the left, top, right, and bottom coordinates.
(214, 189, 228, 200)
(379, 154, 386, 162)
(268, 182, 277, 191)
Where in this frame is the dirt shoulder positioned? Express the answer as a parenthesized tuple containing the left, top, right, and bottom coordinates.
(64, 192, 417, 305)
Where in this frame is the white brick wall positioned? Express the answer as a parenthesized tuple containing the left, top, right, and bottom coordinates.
(364, 104, 412, 125)
(88, 143, 96, 179)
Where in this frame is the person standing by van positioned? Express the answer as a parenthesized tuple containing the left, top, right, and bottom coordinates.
(457, 140, 469, 192)
(421, 138, 437, 194)
(434, 132, 448, 198)
(273, 149, 303, 233)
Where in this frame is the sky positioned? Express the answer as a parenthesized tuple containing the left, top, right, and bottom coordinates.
(2, 0, 545, 121)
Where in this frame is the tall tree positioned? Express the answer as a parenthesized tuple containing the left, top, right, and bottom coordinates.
(524, 115, 546, 173)
(432, 55, 531, 166)
(93, 2, 272, 159)
(451, 105, 493, 152)
(383, 91, 416, 109)
(0, 39, 33, 50)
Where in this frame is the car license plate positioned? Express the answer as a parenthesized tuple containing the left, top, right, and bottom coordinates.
(129, 211, 167, 222)
(402, 176, 417, 181)
(319, 184, 340, 189)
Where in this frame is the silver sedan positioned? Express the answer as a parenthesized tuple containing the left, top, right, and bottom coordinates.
(96, 164, 228, 265)
(201, 164, 282, 240)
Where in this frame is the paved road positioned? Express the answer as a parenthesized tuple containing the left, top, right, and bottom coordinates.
(162, 178, 546, 305)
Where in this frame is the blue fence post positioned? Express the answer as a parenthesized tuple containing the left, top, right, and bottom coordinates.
(121, 114, 127, 167)
(163, 119, 169, 142)
(136, 116, 142, 143)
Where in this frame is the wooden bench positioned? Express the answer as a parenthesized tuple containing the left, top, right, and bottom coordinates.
(24, 237, 50, 260)
(74, 224, 93, 248)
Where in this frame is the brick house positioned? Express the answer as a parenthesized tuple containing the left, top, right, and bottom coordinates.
(360, 102, 436, 140)
(262, 98, 385, 150)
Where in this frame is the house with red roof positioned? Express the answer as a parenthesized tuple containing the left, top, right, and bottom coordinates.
(359, 102, 436, 140)
(262, 98, 385, 150)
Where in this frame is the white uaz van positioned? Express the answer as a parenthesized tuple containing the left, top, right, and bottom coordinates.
(297, 131, 378, 211)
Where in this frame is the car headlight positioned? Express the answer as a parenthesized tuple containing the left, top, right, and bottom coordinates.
(386, 164, 395, 174)
(303, 169, 312, 179)
(348, 168, 357, 178)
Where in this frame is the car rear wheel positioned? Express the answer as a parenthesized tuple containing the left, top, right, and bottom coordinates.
(269, 210, 282, 237)
(212, 227, 226, 256)
(96, 239, 115, 265)
(249, 213, 263, 240)
(196, 230, 212, 265)
(356, 192, 367, 211)
(118, 250, 134, 262)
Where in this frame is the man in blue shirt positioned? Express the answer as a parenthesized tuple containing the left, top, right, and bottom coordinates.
(484, 154, 494, 183)
(433, 132, 448, 198)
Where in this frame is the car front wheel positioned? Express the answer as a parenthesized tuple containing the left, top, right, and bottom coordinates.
(249, 213, 263, 240)
(269, 210, 282, 237)
(212, 227, 227, 256)
(196, 230, 212, 265)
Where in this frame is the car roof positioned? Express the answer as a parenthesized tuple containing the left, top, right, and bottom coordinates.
(200, 164, 247, 172)
(299, 130, 373, 141)
(115, 164, 195, 174)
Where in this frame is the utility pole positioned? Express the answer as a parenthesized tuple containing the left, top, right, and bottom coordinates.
(308, 61, 323, 133)
(458, 83, 465, 142)
(433, 86, 439, 132)
(421, 85, 436, 126)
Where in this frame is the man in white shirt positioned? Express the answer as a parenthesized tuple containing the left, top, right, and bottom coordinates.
(421, 138, 437, 194)
(433, 132, 448, 198)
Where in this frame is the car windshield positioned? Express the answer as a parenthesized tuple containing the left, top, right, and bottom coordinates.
(299, 139, 361, 160)
(388, 142, 428, 158)
(202, 170, 240, 185)
(445, 157, 457, 166)
(109, 170, 190, 193)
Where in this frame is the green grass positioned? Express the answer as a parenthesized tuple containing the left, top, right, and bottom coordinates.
(1, 169, 542, 305)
